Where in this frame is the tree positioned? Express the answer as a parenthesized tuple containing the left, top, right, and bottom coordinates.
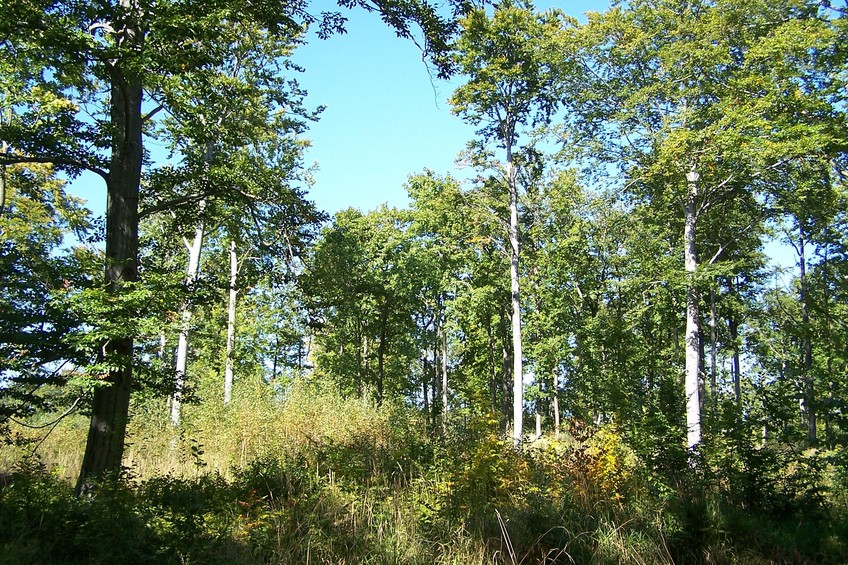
(562, 0, 846, 452)
(451, 0, 568, 447)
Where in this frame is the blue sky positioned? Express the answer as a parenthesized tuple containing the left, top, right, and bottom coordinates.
(293, 1, 609, 215)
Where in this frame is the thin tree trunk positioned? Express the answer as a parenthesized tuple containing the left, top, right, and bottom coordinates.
(799, 227, 815, 443)
(0, 139, 8, 216)
(487, 320, 497, 414)
(422, 355, 430, 428)
(500, 304, 510, 433)
(76, 21, 143, 493)
(552, 368, 561, 439)
(355, 319, 363, 397)
(534, 400, 542, 441)
(728, 277, 742, 405)
(171, 205, 206, 425)
(224, 239, 238, 404)
(441, 313, 448, 433)
(709, 287, 717, 402)
(507, 146, 524, 448)
(822, 252, 832, 445)
(730, 317, 742, 404)
(433, 315, 441, 426)
(684, 167, 702, 452)
(362, 334, 370, 400)
(377, 304, 388, 406)
(159, 334, 167, 363)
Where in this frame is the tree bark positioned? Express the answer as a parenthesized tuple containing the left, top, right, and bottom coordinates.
(441, 311, 448, 433)
(422, 355, 430, 428)
(377, 303, 388, 406)
(433, 314, 442, 427)
(799, 227, 815, 443)
(171, 205, 205, 425)
(709, 287, 717, 402)
(727, 277, 741, 405)
(684, 167, 702, 452)
(507, 147, 524, 448)
(76, 32, 143, 494)
(0, 141, 8, 216)
(534, 400, 542, 442)
(552, 368, 561, 439)
(487, 320, 497, 414)
(224, 239, 238, 404)
(500, 303, 510, 433)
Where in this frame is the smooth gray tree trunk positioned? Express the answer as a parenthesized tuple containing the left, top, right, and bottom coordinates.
(224, 239, 238, 404)
(507, 148, 524, 448)
(799, 228, 816, 443)
(171, 206, 205, 426)
(684, 167, 702, 452)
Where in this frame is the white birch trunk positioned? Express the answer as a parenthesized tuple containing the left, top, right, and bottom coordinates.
(171, 204, 206, 427)
(684, 169, 702, 451)
(507, 148, 524, 449)
(224, 239, 238, 404)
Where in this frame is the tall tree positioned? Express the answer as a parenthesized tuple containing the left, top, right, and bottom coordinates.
(451, 0, 567, 447)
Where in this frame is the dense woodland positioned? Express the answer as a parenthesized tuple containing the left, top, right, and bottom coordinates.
(1, 0, 847, 562)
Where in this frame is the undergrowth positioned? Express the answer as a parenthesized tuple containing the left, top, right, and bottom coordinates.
(1, 383, 846, 564)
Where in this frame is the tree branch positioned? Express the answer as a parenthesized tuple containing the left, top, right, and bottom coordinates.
(139, 192, 207, 218)
(0, 153, 108, 180)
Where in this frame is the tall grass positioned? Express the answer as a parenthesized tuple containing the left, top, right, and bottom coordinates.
(2, 383, 846, 564)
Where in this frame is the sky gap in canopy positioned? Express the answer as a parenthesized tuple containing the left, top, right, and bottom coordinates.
(264, 0, 610, 215)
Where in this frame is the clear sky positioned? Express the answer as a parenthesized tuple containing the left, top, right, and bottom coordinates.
(292, 1, 609, 216)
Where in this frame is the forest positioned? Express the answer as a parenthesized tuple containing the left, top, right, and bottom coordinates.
(1, 0, 847, 563)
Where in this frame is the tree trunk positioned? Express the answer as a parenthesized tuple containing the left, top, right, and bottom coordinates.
(728, 277, 742, 405)
(684, 167, 702, 452)
(500, 304, 510, 434)
(552, 368, 561, 439)
(377, 304, 388, 406)
(534, 400, 542, 442)
(507, 147, 524, 448)
(441, 313, 448, 433)
(487, 320, 497, 414)
(433, 314, 441, 427)
(799, 228, 815, 443)
(76, 40, 143, 494)
(709, 287, 717, 402)
(422, 355, 430, 428)
(0, 140, 8, 216)
(224, 239, 238, 404)
(171, 206, 205, 425)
